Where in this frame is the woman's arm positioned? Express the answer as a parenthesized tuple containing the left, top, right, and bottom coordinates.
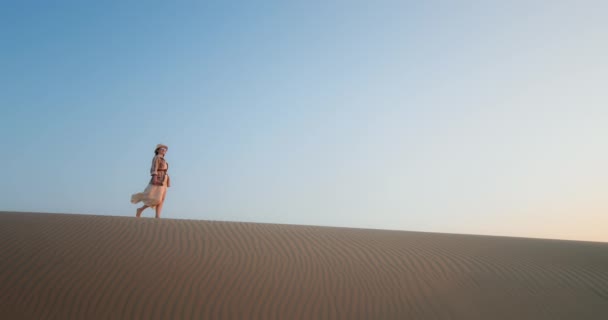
(150, 155, 160, 176)
(150, 155, 162, 185)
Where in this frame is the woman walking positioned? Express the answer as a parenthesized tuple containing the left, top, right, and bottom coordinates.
(131, 144, 171, 218)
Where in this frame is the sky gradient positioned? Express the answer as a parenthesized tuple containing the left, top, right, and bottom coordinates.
(2, 1, 607, 242)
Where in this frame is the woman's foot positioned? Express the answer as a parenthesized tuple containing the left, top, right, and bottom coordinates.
(136, 207, 144, 218)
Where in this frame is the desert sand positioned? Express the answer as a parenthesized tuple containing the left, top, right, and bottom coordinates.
(0, 211, 607, 319)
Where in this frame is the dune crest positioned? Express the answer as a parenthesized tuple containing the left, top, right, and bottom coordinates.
(1, 212, 607, 319)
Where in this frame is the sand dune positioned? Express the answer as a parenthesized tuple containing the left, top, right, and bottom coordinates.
(0, 212, 607, 319)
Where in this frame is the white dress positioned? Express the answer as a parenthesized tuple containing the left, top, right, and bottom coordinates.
(131, 155, 169, 207)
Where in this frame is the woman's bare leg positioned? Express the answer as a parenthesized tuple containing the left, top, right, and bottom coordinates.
(155, 190, 167, 219)
(136, 205, 149, 218)
(154, 205, 162, 219)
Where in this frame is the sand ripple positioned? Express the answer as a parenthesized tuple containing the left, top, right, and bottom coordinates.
(1, 212, 607, 319)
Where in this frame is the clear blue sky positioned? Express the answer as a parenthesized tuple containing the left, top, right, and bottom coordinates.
(2, 1, 607, 242)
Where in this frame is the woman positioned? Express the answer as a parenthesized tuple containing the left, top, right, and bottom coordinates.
(131, 144, 171, 218)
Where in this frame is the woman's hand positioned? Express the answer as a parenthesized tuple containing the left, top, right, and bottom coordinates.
(152, 174, 161, 186)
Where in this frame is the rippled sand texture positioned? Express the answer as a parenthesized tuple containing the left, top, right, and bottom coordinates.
(1, 212, 607, 319)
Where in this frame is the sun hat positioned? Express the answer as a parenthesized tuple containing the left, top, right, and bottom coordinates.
(155, 144, 168, 151)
